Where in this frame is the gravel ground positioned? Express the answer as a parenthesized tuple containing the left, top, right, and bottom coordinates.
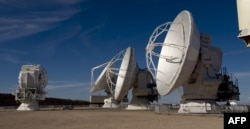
(0, 108, 223, 129)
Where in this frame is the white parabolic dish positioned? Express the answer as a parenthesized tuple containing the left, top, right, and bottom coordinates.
(156, 10, 200, 95)
(114, 47, 137, 100)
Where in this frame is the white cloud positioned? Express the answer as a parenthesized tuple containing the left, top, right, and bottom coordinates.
(234, 72, 250, 79)
(0, 48, 28, 55)
(0, 55, 18, 63)
(50, 0, 86, 5)
(0, 0, 85, 41)
(0, 0, 85, 8)
(0, 22, 54, 41)
(46, 80, 91, 100)
(46, 81, 90, 90)
(0, 49, 29, 64)
(0, 54, 27, 64)
(36, 24, 82, 56)
(223, 49, 250, 56)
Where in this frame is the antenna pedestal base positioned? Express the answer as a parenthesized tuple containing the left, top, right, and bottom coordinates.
(17, 101, 39, 111)
(126, 70, 157, 110)
(127, 104, 152, 110)
(178, 100, 220, 114)
(102, 97, 120, 108)
(127, 97, 152, 110)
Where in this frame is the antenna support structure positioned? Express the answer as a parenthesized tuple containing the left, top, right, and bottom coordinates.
(15, 65, 48, 111)
(146, 10, 240, 113)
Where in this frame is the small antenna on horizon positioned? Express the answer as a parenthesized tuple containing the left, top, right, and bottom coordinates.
(15, 65, 48, 111)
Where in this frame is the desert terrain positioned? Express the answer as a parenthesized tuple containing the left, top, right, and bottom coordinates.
(0, 108, 223, 129)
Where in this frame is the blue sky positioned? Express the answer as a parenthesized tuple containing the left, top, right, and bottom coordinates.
(0, 0, 249, 104)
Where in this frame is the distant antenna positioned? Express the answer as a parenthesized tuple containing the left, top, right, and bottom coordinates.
(112, 47, 137, 100)
(90, 61, 117, 107)
(107, 47, 138, 108)
(91, 47, 158, 109)
(90, 47, 137, 108)
(15, 65, 48, 111)
(146, 10, 240, 113)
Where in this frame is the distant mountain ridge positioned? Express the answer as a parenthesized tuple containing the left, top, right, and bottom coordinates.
(0, 93, 89, 107)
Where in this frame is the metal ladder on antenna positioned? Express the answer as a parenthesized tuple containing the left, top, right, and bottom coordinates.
(216, 67, 240, 101)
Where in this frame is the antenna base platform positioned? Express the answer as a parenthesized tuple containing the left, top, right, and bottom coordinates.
(17, 101, 39, 111)
(178, 100, 221, 114)
(126, 104, 153, 110)
(102, 97, 120, 108)
(127, 97, 152, 110)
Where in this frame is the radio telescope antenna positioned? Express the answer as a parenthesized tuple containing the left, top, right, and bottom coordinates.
(146, 10, 200, 96)
(15, 65, 48, 111)
(91, 47, 158, 109)
(104, 47, 137, 108)
(90, 61, 118, 107)
(146, 10, 240, 113)
(90, 47, 137, 108)
(106, 47, 158, 109)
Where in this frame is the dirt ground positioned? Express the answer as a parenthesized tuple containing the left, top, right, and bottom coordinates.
(0, 108, 223, 129)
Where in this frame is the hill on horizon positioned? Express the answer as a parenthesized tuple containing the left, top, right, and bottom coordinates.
(0, 93, 89, 107)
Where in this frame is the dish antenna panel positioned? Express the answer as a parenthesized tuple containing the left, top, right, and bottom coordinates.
(91, 47, 158, 109)
(146, 10, 240, 113)
(15, 65, 48, 111)
(90, 62, 116, 93)
(112, 47, 137, 100)
(91, 47, 137, 108)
